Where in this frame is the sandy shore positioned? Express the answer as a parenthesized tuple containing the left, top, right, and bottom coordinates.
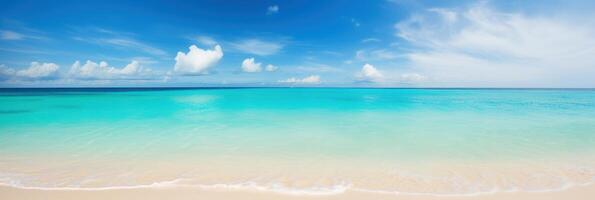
(1, 184, 594, 200)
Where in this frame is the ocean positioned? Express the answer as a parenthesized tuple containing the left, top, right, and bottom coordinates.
(1, 88, 595, 195)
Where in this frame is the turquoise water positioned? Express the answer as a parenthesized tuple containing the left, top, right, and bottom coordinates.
(1, 88, 595, 194)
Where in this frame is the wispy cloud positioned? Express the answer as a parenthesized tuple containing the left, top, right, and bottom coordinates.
(361, 38, 381, 43)
(230, 39, 284, 56)
(0, 30, 24, 40)
(295, 62, 341, 73)
(394, 2, 595, 87)
(101, 38, 167, 56)
(0, 20, 49, 41)
(355, 49, 400, 61)
(351, 18, 361, 27)
(0, 47, 51, 55)
(74, 36, 167, 56)
(0, 30, 47, 41)
(72, 27, 167, 56)
(195, 36, 218, 46)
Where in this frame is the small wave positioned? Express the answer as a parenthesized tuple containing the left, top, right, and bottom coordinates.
(0, 178, 350, 196)
(0, 178, 185, 191)
(351, 181, 594, 197)
(0, 177, 593, 197)
(195, 181, 350, 195)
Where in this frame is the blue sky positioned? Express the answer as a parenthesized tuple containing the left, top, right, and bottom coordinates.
(1, 0, 595, 87)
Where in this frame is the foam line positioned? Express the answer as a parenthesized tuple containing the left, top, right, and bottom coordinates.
(1, 178, 594, 197)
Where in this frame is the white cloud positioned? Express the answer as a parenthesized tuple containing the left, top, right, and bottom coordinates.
(355, 50, 365, 60)
(356, 49, 399, 61)
(130, 56, 158, 65)
(230, 39, 283, 56)
(0, 30, 24, 40)
(174, 45, 223, 75)
(362, 38, 381, 43)
(0, 64, 15, 80)
(0, 29, 45, 41)
(75, 35, 167, 56)
(358, 63, 383, 82)
(295, 63, 341, 73)
(0, 62, 60, 80)
(428, 8, 458, 23)
(16, 62, 60, 79)
(239, 58, 278, 73)
(265, 64, 278, 72)
(69, 60, 152, 80)
(241, 57, 262, 72)
(100, 38, 167, 56)
(118, 60, 143, 75)
(395, 3, 595, 87)
(400, 73, 427, 82)
(196, 36, 218, 46)
(267, 5, 279, 15)
(279, 75, 321, 84)
(0, 65, 15, 80)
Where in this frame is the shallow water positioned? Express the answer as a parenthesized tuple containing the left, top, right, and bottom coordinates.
(1, 88, 595, 195)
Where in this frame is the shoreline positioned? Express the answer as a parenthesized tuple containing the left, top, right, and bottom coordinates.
(1, 183, 595, 200)
(0, 180, 591, 195)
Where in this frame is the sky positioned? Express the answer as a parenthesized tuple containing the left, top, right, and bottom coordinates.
(1, 0, 595, 87)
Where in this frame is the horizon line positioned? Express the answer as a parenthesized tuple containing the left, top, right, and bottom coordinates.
(1, 86, 595, 90)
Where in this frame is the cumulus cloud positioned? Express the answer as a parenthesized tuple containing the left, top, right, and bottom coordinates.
(395, 3, 595, 87)
(358, 63, 383, 82)
(265, 64, 278, 72)
(0, 62, 60, 80)
(174, 45, 223, 75)
(1, 60, 159, 82)
(351, 63, 426, 84)
(267, 5, 279, 15)
(279, 75, 321, 84)
(69, 60, 152, 80)
(241, 57, 262, 72)
(0, 65, 15, 80)
(16, 62, 60, 79)
(230, 39, 283, 56)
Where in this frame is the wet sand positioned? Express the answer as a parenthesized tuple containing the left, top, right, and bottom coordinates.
(1, 184, 594, 200)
